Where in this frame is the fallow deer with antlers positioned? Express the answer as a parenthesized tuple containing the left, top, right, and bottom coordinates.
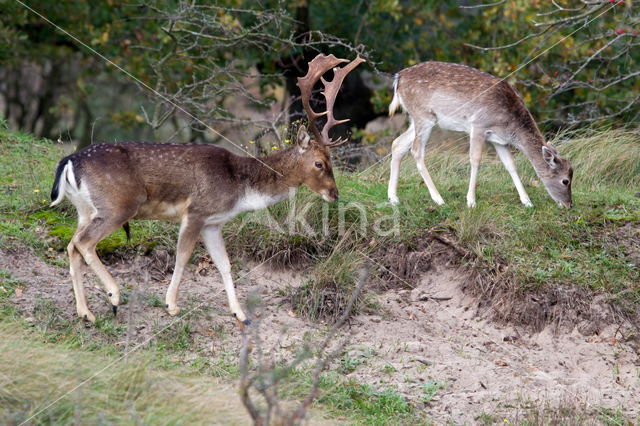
(50, 54, 364, 325)
(388, 62, 573, 208)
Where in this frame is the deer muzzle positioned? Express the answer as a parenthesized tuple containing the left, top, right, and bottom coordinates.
(322, 188, 339, 202)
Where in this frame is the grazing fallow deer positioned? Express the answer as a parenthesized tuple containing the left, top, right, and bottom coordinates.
(387, 62, 573, 208)
(50, 54, 364, 325)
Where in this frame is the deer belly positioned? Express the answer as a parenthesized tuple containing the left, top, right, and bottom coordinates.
(435, 113, 470, 133)
(134, 199, 189, 221)
(486, 130, 510, 145)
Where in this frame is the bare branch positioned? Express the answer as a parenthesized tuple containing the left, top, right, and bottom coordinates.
(238, 263, 370, 424)
(459, 0, 506, 10)
(551, 33, 627, 97)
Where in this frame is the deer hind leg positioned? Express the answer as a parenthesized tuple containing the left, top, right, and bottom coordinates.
(72, 215, 130, 319)
(467, 127, 488, 208)
(165, 216, 203, 316)
(411, 118, 444, 205)
(388, 123, 415, 205)
(201, 224, 249, 325)
(68, 220, 93, 321)
(492, 142, 533, 207)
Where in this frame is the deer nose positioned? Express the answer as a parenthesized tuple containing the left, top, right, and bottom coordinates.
(330, 188, 339, 201)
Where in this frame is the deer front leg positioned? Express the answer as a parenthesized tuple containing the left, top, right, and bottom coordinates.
(492, 143, 533, 207)
(467, 127, 487, 208)
(165, 216, 202, 316)
(201, 225, 249, 325)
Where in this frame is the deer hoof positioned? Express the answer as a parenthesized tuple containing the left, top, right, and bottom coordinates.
(79, 311, 96, 323)
(166, 305, 181, 316)
(235, 317, 251, 330)
(433, 195, 445, 206)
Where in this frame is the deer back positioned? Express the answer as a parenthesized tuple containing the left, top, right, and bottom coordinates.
(394, 62, 541, 137)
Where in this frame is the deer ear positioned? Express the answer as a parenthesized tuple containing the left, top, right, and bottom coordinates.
(297, 125, 312, 151)
(546, 142, 559, 155)
(542, 146, 557, 168)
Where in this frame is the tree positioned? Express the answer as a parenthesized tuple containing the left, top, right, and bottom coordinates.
(463, 0, 640, 126)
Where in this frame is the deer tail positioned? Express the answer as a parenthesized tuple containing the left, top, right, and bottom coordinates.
(50, 159, 79, 207)
(388, 74, 402, 117)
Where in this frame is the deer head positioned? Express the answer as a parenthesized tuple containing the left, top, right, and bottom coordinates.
(540, 143, 573, 208)
(293, 54, 365, 201)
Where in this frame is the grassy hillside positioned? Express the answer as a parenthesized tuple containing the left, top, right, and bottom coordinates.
(2, 124, 639, 322)
(229, 128, 640, 326)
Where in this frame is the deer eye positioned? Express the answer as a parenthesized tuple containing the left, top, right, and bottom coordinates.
(315, 161, 323, 169)
(561, 179, 570, 186)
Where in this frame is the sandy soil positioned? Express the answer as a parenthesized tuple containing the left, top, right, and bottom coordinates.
(2, 245, 639, 423)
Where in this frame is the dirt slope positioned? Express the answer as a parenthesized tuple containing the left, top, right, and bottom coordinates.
(2, 246, 638, 423)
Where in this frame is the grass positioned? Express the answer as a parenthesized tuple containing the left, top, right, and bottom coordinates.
(0, 321, 249, 425)
(293, 372, 419, 424)
(420, 380, 445, 404)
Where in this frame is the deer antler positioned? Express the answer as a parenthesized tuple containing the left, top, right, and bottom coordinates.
(297, 54, 365, 147)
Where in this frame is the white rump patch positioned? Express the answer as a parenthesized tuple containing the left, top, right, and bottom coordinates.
(51, 161, 97, 223)
(50, 160, 81, 206)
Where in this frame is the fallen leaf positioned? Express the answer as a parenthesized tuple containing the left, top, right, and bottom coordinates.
(495, 360, 509, 367)
(15, 286, 25, 297)
(287, 310, 297, 318)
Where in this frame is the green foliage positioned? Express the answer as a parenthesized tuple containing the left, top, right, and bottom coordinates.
(271, 0, 638, 125)
(2, 0, 637, 143)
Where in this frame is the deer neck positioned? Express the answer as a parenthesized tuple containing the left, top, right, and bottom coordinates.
(512, 125, 549, 177)
(237, 146, 302, 201)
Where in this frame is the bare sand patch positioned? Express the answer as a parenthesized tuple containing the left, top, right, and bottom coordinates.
(2, 245, 638, 423)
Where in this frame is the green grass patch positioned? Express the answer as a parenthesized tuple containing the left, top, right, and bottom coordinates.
(316, 374, 417, 424)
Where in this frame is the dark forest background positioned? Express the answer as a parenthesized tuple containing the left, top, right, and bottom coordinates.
(1, 0, 638, 150)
